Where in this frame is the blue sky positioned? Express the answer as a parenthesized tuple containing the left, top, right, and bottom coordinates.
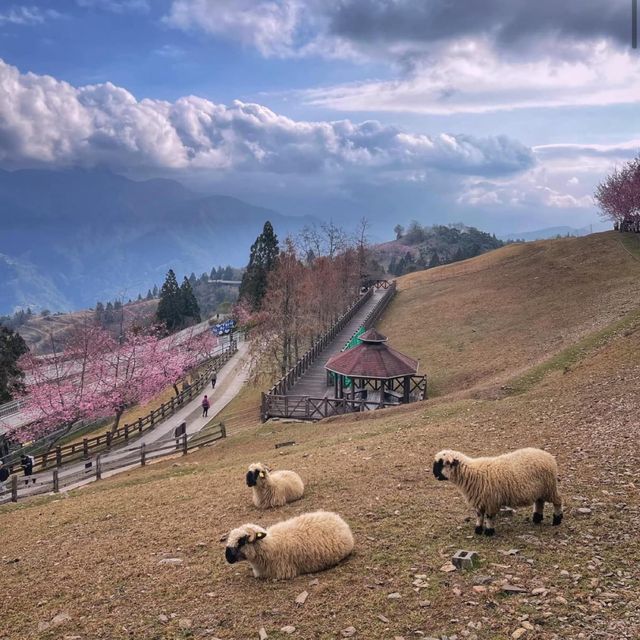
(1, 0, 638, 236)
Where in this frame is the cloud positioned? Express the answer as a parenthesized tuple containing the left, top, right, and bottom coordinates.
(0, 59, 534, 178)
(165, 0, 638, 113)
(0, 6, 62, 25)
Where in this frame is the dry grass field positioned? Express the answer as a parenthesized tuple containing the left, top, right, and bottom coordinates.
(1, 233, 639, 640)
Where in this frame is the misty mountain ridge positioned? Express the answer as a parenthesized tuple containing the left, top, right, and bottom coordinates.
(0, 168, 315, 314)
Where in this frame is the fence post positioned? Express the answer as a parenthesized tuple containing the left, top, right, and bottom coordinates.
(10, 475, 18, 502)
(182, 433, 188, 455)
(55, 446, 62, 467)
(138, 417, 143, 434)
(170, 397, 175, 413)
(124, 425, 130, 442)
(96, 455, 102, 480)
(83, 438, 89, 458)
(140, 443, 146, 467)
(220, 422, 226, 438)
(106, 431, 112, 450)
(53, 469, 59, 493)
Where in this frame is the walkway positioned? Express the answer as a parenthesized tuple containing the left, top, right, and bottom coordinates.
(7, 340, 250, 497)
(287, 288, 385, 398)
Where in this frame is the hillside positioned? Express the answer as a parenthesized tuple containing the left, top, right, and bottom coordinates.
(0, 168, 313, 314)
(1, 233, 639, 639)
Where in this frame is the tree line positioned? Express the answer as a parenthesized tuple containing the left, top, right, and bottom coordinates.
(595, 154, 640, 231)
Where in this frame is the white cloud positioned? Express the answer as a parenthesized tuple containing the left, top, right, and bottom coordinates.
(0, 6, 61, 25)
(0, 59, 534, 178)
(299, 41, 640, 114)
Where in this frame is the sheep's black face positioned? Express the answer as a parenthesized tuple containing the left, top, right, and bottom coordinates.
(246, 470, 258, 487)
(433, 459, 448, 481)
(225, 535, 249, 564)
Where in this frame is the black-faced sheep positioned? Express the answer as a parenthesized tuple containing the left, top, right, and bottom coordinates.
(224, 510, 354, 579)
(433, 448, 563, 536)
(246, 462, 304, 509)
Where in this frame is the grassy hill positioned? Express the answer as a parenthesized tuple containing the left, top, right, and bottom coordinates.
(2, 233, 639, 639)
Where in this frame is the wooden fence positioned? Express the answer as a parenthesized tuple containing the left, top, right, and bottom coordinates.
(0, 423, 226, 505)
(265, 288, 374, 398)
(3, 342, 237, 477)
(262, 375, 427, 420)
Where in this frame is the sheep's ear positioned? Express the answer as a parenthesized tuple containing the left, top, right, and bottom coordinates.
(255, 531, 267, 540)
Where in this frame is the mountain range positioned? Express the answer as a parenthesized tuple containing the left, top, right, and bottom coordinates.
(0, 168, 314, 313)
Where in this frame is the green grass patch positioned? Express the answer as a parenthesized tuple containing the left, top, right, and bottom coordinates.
(507, 306, 640, 394)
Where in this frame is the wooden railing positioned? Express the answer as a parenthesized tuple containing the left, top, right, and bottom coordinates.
(4, 342, 238, 477)
(0, 423, 226, 505)
(265, 288, 374, 398)
(262, 376, 427, 421)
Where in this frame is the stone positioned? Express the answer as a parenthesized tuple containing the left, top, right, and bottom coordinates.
(512, 629, 527, 639)
(341, 627, 356, 637)
(531, 588, 547, 596)
(280, 625, 296, 634)
(158, 614, 169, 623)
(377, 614, 390, 623)
(258, 627, 268, 640)
(502, 585, 527, 594)
(576, 507, 592, 515)
(295, 590, 308, 605)
(159, 558, 183, 565)
(37, 622, 51, 633)
(387, 592, 402, 599)
(309, 578, 319, 586)
(52, 613, 71, 627)
(178, 619, 192, 630)
(418, 600, 431, 608)
(452, 550, 479, 570)
(440, 562, 457, 573)
(472, 586, 487, 593)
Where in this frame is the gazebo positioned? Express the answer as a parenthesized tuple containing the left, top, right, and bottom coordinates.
(325, 328, 425, 408)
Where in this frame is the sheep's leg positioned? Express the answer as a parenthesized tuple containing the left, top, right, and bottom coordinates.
(551, 493, 563, 526)
(532, 499, 545, 524)
(484, 514, 496, 536)
(475, 510, 485, 535)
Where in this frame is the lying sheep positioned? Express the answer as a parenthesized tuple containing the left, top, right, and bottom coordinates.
(224, 510, 354, 579)
(433, 447, 563, 536)
(246, 462, 304, 509)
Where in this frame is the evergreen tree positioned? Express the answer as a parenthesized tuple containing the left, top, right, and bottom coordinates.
(156, 269, 182, 332)
(428, 251, 441, 268)
(95, 301, 105, 324)
(189, 272, 197, 286)
(104, 301, 115, 324)
(223, 265, 234, 280)
(239, 221, 280, 310)
(180, 276, 201, 326)
(0, 325, 29, 403)
(146, 289, 153, 300)
(137, 293, 142, 301)
(152, 284, 159, 297)
(210, 266, 218, 280)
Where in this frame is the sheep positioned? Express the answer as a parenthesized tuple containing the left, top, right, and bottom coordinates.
(224, 510, 354, 579)
(433, 447, 563, 536)
(245, 462, 304, 509)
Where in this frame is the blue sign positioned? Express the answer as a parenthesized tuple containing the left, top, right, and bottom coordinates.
(212, 319, 236, 336)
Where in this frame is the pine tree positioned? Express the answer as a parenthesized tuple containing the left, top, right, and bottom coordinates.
(137, 293, 142, 301)
(428, 251, 441, 268)
(152, 284, 159, 297)
(146, 289, 153, 300)
(95, 302, 105, 324)
(0, 325, 28, 403)
(239, 221, 280, 310)
(180, 276, 201, 326)
(156, 269, 183, 332)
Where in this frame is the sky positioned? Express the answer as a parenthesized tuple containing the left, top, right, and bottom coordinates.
(0, 0, 638, 236)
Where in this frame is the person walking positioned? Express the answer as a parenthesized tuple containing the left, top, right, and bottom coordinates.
(211, 372, 217, 389)
(21, 454, 35, 485)
(201, 395, 210, 418)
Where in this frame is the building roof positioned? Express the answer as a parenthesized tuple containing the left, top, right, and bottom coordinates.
(325, 329, 418, 379)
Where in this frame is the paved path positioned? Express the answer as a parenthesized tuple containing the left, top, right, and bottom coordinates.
(3, 340, 250, 499)
(287, 288, 385, 398)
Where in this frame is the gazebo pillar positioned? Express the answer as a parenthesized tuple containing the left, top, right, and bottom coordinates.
(403, 376, 410, 403)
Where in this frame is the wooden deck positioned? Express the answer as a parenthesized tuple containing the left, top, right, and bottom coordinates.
(286, 288, 386, 398)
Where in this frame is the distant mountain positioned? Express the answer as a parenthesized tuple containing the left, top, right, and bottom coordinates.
(0, 168, 314, 313)
(499, 224, 605, 242)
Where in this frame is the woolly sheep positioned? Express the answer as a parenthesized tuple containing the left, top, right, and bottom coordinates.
(224, 510, 354, 579)
(246, 462, 304, 509)
(433, 447, 563, 536)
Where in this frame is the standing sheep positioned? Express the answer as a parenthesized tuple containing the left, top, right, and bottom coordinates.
(224, 510, 354, 579)
(433, 448, 563, 536)
(246, 462, 304, 509)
